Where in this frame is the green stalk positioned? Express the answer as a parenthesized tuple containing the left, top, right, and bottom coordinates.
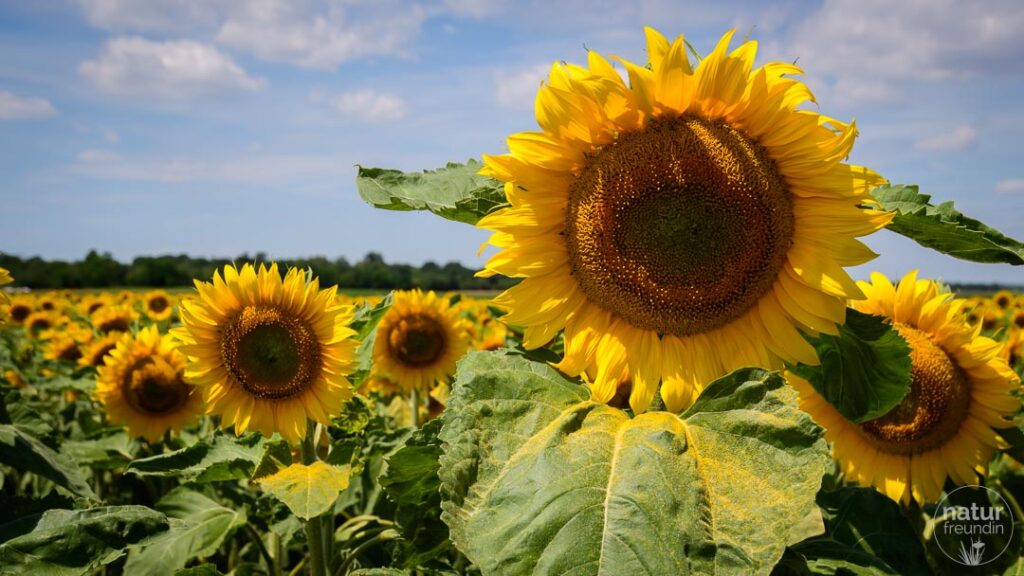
(409, 388, 420, 428)
(302, 421, 329, 576)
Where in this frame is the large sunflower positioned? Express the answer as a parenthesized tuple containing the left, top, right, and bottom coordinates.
(95, 326, 202, 442)
(476, 28, 892, 412)
(791, 271, 1021, 505)
(372, 290, 468, 392)
(173, 263, 358, 443)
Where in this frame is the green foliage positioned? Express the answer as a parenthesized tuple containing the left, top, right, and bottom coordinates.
(380, 418, 449, 567)
(356, 160, 509, 225)
(258, 461, 351, 521)
(125, 488, 248, 576)
(126, 431, 268, 483)
(0, 424, 96, 499)
(0, 506, 170, 575)
(872, 184, 1024, 265)
(351, 293, 394, 385)
(789, 309, 912, 423)
(439, 352, 830, 575)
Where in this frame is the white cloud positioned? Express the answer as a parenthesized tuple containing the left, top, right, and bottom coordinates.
(494, 63, 549, 109)
(445, 0, 508, 18)
(995, 179, 1024, 194)
(0, 90, 57, 119)
(79, 37, 264, 101)
(73, 148, 349, 183)
(215, 0, 426, 69)
(913, 124, 977, 152)
(775, 0, 1024, 106)
(314, 89, 408, 122)
(75, 0, 223, 33)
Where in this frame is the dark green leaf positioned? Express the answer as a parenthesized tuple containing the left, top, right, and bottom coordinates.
(789, 309, 912, 423)
(776, 540, 899, 575)
(1, 391, 53, 440)
(251, 437, 293, 480)
(0, 424, 96, 499)
(125, 488, 247, 576)
(440, 352, 829, 575)
(174, 564, 223, 576)
(61, 430, 135, 470)
(0, 506, 170, 575)
(356, 160, 508, 225)
(380, 418, 448, 567)
(127, 432, 265, 483)
(872, 184, 1024, 265)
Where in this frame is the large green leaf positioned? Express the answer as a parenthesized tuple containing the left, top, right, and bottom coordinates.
(0, 424, 96, 499)
(439, 352, 829, 575)
(126, 431, 266, 483)
(380, 418, 449, 567)
(872, 184, 1024, 265)
(789, 309, 912, 424)
(124, 488, 247, 576)
(258, 461, 351, 520)
(350, 293, 393, 385)
(60, 430, 135, 470)
(0, 506, 170, 575)
(356, 160, 508, 225)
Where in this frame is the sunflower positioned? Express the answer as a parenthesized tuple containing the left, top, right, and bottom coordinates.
(173, 263, 358, 443)
(91, 304, 137, 334)
(372, 290, 469, 392)
(0, 267, 11, 309)
(24, 311, 59, 336)
(791, 271, 1021, 505)
(44, 334, 83, 363)
(95, 326, 202, 442)
(142, 290, 174, 322)
(79, 332, 125, 368)
(993, 290, 1014, 311)
(79, 294, 111, 316)
(475, 27, 892, 412)
(1010, 309, 1024, 331)
(7, 296, 33, 325)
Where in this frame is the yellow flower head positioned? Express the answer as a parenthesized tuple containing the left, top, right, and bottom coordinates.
(372, 290, 469, 392)
(91, 304, 138, 334)
(476, 27, 892, 413)
(792, 271, 1021, 505)
(95, 326, 203, 442)
(173, 263, 359, 443)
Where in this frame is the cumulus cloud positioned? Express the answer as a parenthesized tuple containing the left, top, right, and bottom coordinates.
(79, 37, 264, 101)
(995, 179, 1024, 194)
(215, 0, 426, 69)
(0, 90, 57, 119)
(75, 0, 223, 33)
(494, 63, 549, 109)
(775, 0, 1024, 105)
(913, 124, 977, 152)
(310, 88, 408, 122)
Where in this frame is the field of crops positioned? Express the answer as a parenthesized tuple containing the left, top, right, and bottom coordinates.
(4, 23, 1024, 576)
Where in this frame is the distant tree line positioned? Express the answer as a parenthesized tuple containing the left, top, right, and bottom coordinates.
(0, 251, 516, 291)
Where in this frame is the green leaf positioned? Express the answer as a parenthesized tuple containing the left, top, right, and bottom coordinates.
(174, 564, 223, 576)
(124, 488, 247, 576)
(872, 184, 1024, 265)
(251, 437, 293, 480)
(0, 506, 170, 575)
(380, 418, 449, 567)
(258, 461, 351, 520)
(350, 293, 393, 386)
(789, 309, 912, 424)
(774, 541, 898, 575)
(356, 160, 508, 225)
(1, 391, 53, 440)
(61, 430, 136, 470)
(0, 424, 96, 499)
(439, 352, 829, 575)
(127, 431, 265, 483)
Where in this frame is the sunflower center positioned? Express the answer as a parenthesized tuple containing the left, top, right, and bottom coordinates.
(10, 305, 30, 322)
(565, 116, 794, 336)
(122, 357, 189, 415)
(99, 317, 131, 334)
(859, 324, 971, 454)
(148, 297, 169, 313)
(221, 306, 321, 400)
(388, 314, 447, 366)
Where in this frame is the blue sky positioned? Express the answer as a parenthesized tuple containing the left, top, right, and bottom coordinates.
(1, 0, 1022, 283)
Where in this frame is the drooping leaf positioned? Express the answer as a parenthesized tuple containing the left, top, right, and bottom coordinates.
(0, 424, 96, 499)
(124, 488, 247, 576)
(258, 461, 351, 520)
(351, 293, 393, 385)
(251, 437, 293, 480)
(789, 309, 912, 423)
(439, 352, 829, 575)
(872, 184, 1024, 265)
(380, 418, 449, 567)
(61, 430, 136, 470)
(126, 431, 266, 483)
(356, 160, 508, 225)
(0, 506, 169, 575)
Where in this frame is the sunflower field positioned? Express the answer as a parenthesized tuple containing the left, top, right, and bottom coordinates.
(3, 27, 1024, 576)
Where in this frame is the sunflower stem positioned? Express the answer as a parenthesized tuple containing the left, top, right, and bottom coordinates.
(302, 421, 330, 576)
(409, 388, 420, 428)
